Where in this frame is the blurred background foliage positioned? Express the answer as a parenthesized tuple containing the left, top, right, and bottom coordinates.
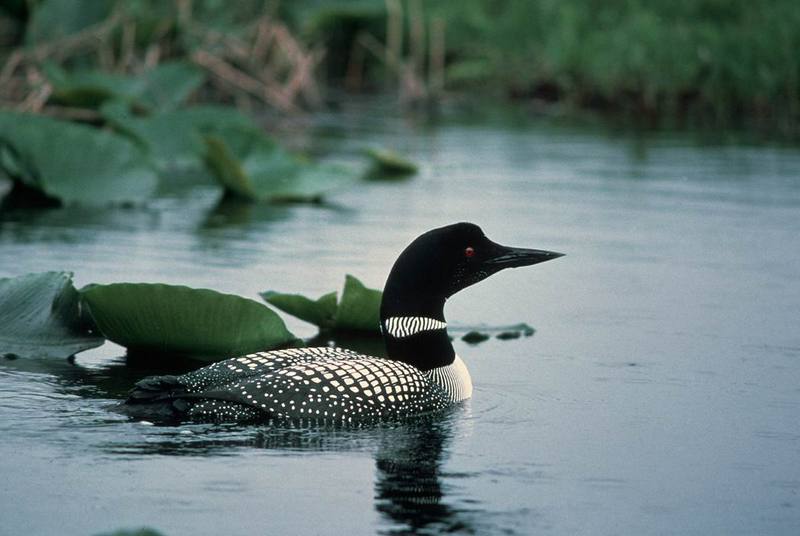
(0, 0, 798, 127)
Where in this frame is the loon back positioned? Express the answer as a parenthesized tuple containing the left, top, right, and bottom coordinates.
(121, 222, 562, 424)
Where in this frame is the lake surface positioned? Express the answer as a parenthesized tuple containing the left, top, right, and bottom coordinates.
(1, 100, 799, 535)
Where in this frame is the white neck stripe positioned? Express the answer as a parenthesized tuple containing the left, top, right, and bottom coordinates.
(382, 316, 447, 338)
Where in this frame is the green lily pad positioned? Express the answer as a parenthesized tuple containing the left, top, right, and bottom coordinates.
(261, 275, 383, 333)
(204, 129, 357, 203)
(25, 0, 113, 46)
(335, 275, 382, 331)
(0, 111, 158, 205)
(260, 290, 338, 330)
(365, 147, 418, 177)
(101, 102, 256, 170)
(0, 272, 104, 359)
(45, 61, 205, 111)
(81, 283, 297, 360)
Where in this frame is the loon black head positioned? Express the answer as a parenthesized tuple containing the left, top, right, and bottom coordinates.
(380, 222, 563, 370)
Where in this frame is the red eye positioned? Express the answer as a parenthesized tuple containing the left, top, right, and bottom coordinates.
(464, 247, 475, 258)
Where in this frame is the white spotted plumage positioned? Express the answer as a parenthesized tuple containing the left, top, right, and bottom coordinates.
(171, 346, 470, 423)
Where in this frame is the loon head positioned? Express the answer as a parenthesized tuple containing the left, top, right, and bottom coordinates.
(380, 222, 563, 370)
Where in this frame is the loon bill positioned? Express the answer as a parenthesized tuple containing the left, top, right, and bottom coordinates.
(121, 222, 564, 423)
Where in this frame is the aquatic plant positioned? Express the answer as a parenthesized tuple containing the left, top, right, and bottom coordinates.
(364, 147, 418, 178)
(81, 283, 299, 360)
(0, 111, 158, 205)
(0, 272, 103, 359)
(45, 61, 205, 111)
(262, 274, 382, 333)
(203, 127, 357, 203)
(101, 101, 256, 171)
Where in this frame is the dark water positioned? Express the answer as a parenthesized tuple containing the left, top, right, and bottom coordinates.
(1, 101, 799, 535)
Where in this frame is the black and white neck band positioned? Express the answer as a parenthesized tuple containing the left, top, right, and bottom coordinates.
(382, 316, 447, 338)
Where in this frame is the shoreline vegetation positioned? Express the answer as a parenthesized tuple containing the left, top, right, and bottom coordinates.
(0, 0, 797, 135)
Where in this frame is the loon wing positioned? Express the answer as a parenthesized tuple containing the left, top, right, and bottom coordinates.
(175, 347, 364, 393)
(190, 356, 452, 422)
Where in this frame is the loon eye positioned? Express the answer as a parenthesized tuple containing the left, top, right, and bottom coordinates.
(464, 246, 475, 258)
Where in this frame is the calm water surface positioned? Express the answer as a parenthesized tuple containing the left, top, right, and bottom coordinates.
(1, 102, 799, 535)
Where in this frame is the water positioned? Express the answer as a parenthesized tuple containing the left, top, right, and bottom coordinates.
(1, 101, 799, 535)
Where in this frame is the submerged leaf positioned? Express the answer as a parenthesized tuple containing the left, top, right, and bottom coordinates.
(204, 129, 357, 203)
(101, 102, 255, 170)
(46, 61, 205, 111)
(0, 111, 158, 205)
(334, 275, 382, 332)
(260, 290, 338, 330)
(81, 283, 296, 360)
(0, 272, 103, 359)
(365, 147, 418, 178)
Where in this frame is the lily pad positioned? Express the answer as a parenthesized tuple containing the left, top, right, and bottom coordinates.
(0, 111, 158, 205)
(0, 272, 104, 359)
(101, 102, 256, 170)
(261, 275, 383, 333)
(260, 290, 338, 330)
(204, 129, 357, 203)
(25, 0, 113, 46)
(365, 147, 418, 177)
(335, 274, 382, 331)
(45, 61, 205, 111)
(81, 283, 297, 360)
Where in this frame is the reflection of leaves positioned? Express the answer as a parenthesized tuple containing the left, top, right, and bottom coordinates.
(45, 61, 205, 111)
(0, 272, 103, 359)
(262, 275, 382, 334)
(0, 111, 158, 205)
(94, 529, 166, 536)
(101, 102, 255, 171)
(204, 129, 357, 203)
(82, 283, 298, 360)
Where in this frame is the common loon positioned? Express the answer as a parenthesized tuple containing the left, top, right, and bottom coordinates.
(122, 223, 563, 423)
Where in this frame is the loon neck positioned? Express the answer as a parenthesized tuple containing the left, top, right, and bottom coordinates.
(380, 287, 454, 371)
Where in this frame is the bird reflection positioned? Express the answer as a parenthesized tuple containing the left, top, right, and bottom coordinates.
(373, 415, 472, 534)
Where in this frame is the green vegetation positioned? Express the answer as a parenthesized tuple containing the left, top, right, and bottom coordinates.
(204, 128, 359, 203)
(262, 274, 383, 334)
(365, 147, 418, 178)
(81, 282, 298, 360)
(0, 271, 536, 359)
(430, 0, 800, 121)
(0, 272, 103, 359)
(0, 111, 158, 205)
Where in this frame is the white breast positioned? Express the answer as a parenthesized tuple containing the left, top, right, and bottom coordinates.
(424, 355, 473, 402)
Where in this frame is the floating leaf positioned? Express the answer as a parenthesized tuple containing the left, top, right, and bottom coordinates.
(461, 331, 490, 344)
(450, 322, 535, 343)
(261, 290, 338, 330)
(102, 102, 256, 170)
(365, 147, 418, 178)
(334, 275, 382, 332)
(46, 61, 205, 111)
(0, 272, 104, 359)
(25, 0, 112, 46)
(81, 283, 297, 360)
(0, 111, 158, 205)
(204, 129, 357, 203)
(261, 275, 382, 333)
